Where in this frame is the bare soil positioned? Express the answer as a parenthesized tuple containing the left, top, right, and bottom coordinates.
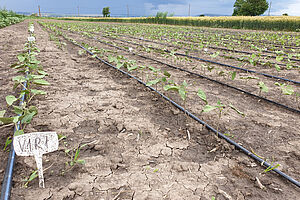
(0, 20, 300, 200)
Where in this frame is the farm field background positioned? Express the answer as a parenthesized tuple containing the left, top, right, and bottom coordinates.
(60, 16, 300, 32)
(0, 17, 300, 199)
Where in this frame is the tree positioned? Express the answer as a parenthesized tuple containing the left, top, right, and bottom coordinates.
(102, 7, 110, 17)
(232, 0, 269, 16)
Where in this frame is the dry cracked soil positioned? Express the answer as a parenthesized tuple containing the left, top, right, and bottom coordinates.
(0, 20, 300, 199)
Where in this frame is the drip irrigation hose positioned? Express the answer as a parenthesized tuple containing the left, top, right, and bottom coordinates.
(112, 35, 300, 85)
(140, 34, 300, 62)
(173, 51, 300, 85)
(113, 33, 300, 63)
(58, 27, 300, 115)
(170, 30, 300, 49)
(161, 35, 300, 58)
(104, 33, 299, 72)
(1, 26, 36, 199)
(0, 59, 29, 200)
(63, 33, 300, 188)
(87, 34, 300, 114)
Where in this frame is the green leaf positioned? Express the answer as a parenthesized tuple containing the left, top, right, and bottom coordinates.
(179, 88, 187, 101)
(13, 116, 20, 123)
(258, 82, 268, 93)
(10, 63, 19, 68)
(282, 85, 294, 95)
(231, 71, 237, 80)
(38, 70, 48, 76)
(14, 130, 24, 136)
(13, 106, 23, 115)
(0, 110, 5, 118)
(108, 55, 117, 63)
(31, 74, 46, 79)
(0, 117, 14, 124)
(229, 104, 245, 117)
(274, 82, 281, 86)
(6, 95, 18, 106)
(3, 137, 12, 151)
(148, 66, 157, 72)
(276, 56, 284, 62)
(17, 54, 26, 62)
(28, 170, 38, 182)
(240, 76, 259, 80)
(210, 52, 219, 58)
(21, 112, 36, 124)
(12, 76, 27, 83)
(146, 78, 161, 86)
(28, 106, 38, 114)
(274, 64, 281, 72)
(127, 65, 138, 72)
(202, 105, 217, 113)
(163, 70, 171, 78)
(116, 62, 123, 69)
(33, 79, 50, 85)
(31, 89, 47, 95)
(161, 77, 167, 82)
(76, 160, 85, 165)
(163, 85, 179, 91)
(197, 89, 207, 104)
(21, 106, 38, 124)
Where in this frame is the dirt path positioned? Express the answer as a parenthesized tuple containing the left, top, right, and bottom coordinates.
(0, 20, 299, 199)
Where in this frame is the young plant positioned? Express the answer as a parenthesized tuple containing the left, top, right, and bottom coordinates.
(275, 82, 294, 95)
(202, 101, 245, 133)
(258, 81, 268, 96)
(65, 144, 87, 167)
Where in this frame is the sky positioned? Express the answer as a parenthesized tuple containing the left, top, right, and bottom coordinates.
(0, 0, 299, 16)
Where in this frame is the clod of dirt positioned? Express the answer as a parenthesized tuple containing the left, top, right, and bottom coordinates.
(73, 120, 100, 134)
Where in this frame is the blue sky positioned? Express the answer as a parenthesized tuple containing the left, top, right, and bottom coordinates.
(1, 0, 300, 16)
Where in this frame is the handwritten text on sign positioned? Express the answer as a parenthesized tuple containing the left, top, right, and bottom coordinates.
(14, 132, 58, 188)
(14, 132, 58, 156)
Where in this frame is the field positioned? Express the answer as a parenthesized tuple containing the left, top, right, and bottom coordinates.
(0, 19, 300, 199)
(0, 9, 24, 28)
(60, 16, 300, 31)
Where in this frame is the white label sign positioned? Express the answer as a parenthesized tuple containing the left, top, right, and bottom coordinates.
(13, 132, 58, 188)
(28, 36, 35, 42)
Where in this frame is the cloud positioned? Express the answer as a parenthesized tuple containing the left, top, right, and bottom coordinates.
(145, 0, 235, 16)
(271, 0, 300, 16)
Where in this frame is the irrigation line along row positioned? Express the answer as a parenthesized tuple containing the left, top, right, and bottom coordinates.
(111, 32, 299, 69)
(63, 34, 300, 188)
(57, 26, 300, 114)
(112, 33, 300, 63)
(108, 34, 298, 70)
(107, 35, 300, 85)
(156, 36, 300, 62)
(0, 39, 32, 200)
(163, 35, 300, 57)
(83, 33, 300, 114)
(172, 30, 300, 49)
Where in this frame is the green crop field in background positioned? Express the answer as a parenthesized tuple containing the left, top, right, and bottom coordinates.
(0, 9, 24, 28)
(58, 16, 300, 32)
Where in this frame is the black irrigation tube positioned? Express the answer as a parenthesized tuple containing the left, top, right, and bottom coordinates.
(110, 35, 300, 85)
(0, 55, 29, 200)
(108, 32, 300, 63)
(177, 30, 300, 49)
(63, 33, 300, 188)
(169, 38, 300, 62)
(110, 33, 299, 69)
(168, 34, 300, 53)
(79, 32, 300, 115)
